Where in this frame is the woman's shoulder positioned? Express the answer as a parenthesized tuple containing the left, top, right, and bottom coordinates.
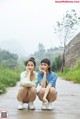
(20, 71, 27, 76)
(37, 71, 44, 78)
(50, 71, 57, 76)
(38, 71, 43, 74)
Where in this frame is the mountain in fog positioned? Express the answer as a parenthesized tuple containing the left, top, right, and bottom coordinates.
(0, 39, 27, 57)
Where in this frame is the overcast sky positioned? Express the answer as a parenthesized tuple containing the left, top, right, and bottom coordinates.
(0, 0, 80, 55)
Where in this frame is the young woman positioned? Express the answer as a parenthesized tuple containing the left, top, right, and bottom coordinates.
(38, 58, 57, 110)
(17, 57, 38, 110)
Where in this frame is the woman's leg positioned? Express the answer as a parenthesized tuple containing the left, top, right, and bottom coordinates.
(46, 87, 57, 110)
(38, 87, 57, 102)
(28, 87, 37, 102)
(38, 88, 48, 110)
(43, 84, 51, 104)
(17, 86, 28, 102)
(23, 87, 37, 103)
(17, 86, 29, 109)
(38, 88, 46, 101)
(25, 87, 37, 110)
(47, 87, 57, 102)
(38, 87, 57, 110)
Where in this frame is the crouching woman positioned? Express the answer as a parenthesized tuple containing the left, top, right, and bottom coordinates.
(38, 58, 57, 110)
(17, 58, 38, 110)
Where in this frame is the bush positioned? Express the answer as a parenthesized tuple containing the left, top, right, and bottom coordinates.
(57, 61, 80, 83)
(0, 66, 21, 94)
(52, 55, 62, 71)
(0, 83, 6, 94)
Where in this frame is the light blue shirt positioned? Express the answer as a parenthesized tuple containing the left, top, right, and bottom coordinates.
(38, 71, 57, 88)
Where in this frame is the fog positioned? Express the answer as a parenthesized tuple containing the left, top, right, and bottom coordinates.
(0, 0, 80, 56)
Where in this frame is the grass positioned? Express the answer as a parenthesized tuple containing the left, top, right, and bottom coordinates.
(0, 67, 21, 94)
(57, 61, 80, 83)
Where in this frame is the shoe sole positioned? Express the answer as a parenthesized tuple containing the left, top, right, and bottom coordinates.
(28, 107, 35, 110)
(18, 108, 24, 110)
(28, 108, 35, 110)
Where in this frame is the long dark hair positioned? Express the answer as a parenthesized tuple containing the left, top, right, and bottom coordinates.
(24, 57, 36, 67)
(41, 58, 51, 72)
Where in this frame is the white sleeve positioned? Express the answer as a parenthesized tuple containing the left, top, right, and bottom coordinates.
(19, 72, 29, 86)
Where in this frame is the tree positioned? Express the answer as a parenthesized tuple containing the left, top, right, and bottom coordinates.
(38, 43, 45, 53)
(29, 43, 63, 69)
(54, 9, 80, 72)
(0, 49, 18, 68)
(51, 55, 62, 71)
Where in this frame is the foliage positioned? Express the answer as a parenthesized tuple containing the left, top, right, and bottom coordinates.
(51, 55, 62, 71)
(0, 64, 21, 94)
(0, 49, 18, 68)
(0, 83, 6, 94)
(54, 9, 80, 69)
(29, 43, 63, 68)
(54, 9, 80, 47)
(0, 49, 22, 94)
(57, 61, 80, 83)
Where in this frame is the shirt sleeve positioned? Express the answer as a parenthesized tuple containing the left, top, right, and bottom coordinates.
(49, 73, 57, 87)
(20, 72, 38, 88)
(19, 72, 29, 86)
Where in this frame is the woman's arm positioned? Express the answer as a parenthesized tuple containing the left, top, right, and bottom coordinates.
(43, 83, 51, 103)
(20, 71, 30, 86)
(41, 71, 47, 88)
(38, 66, 47, 88)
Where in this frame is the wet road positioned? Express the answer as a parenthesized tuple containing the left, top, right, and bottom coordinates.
(0, 78, 80, 119)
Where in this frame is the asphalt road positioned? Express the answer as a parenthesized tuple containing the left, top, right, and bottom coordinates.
(0, 78, 80, 119)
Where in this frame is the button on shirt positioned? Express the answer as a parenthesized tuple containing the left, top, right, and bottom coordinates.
(38, 71, 57, 88)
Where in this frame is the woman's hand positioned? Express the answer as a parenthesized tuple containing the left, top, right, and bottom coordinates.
(24, 83, 30, 88)
(26, 68, 30, 73)
(39, 66, 46, 74)
(26, 68, 32, 76)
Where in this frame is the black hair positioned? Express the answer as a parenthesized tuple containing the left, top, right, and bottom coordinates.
(41, 58, 51, 72)
(24, 57, 36, 67)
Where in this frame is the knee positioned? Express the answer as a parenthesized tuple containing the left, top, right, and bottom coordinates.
(49, 88, 57, 99)
(19, 86, 27, 91)
(30, 87, 37, 94)
(38, 88, 46, 100)
(39, 88, 46, 94)
(50, 87, 57, 95)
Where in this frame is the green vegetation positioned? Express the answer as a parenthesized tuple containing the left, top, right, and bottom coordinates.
(57, 61, 80, 83)
(0, 64, 21, 94)
(0, 49, 21, 94)
(0, 49, 18, 68)
(30, 43, 63, 68)
(51, 55, 62, 71)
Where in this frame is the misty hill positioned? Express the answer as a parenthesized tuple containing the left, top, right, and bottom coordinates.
(0, 49, 18, 68)
(0, 39, 27, 57)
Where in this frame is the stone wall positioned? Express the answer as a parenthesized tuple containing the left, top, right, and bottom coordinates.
(65, 32, 80, 67)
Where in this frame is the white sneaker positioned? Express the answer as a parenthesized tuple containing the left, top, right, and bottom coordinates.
(17, 102, 24, 110)
(47, 102, 53, 110)
(41, 103, 47, 110)
(28, 102, 35, 110)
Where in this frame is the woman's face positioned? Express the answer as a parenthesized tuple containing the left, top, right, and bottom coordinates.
(40, 63, 49, 72)
(26, 61, 35, 72)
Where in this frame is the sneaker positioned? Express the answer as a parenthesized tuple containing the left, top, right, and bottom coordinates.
(17, 102, 24, 110)
(41, 103, 47, 110)
(47, 102, 53, 110)
(28, 102, 35, 110)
